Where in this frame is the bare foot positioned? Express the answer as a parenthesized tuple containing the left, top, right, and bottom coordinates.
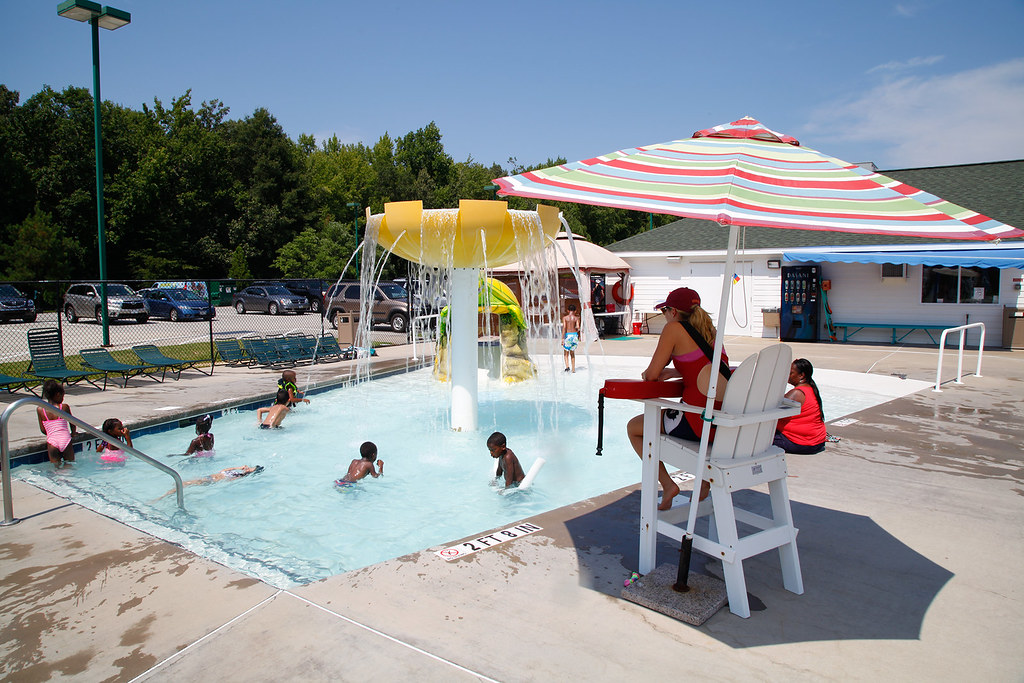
(698, 480, 710, 501)
(658, 481, 680, 510)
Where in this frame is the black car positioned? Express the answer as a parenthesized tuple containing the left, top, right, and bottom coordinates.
(0, 284, 36, 323)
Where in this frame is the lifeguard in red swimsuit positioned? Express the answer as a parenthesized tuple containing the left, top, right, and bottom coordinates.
(625, 287, 730, 510)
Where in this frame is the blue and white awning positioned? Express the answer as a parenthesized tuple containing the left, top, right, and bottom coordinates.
(782, 248, 1024, 269)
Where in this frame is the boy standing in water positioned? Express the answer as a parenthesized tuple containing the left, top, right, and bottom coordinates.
(562, 303, 580, 373)
(257, 389, 292, 428)
(335, 441, 384, 487)
(487, 431, 524, 489)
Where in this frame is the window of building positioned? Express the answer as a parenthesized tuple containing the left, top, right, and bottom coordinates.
(921, 265, 1000, 303)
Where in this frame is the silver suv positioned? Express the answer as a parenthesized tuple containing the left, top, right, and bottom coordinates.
(324, 281, 409, 332)
(63, 283, 149, 323)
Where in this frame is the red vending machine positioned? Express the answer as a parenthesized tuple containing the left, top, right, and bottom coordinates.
(780, 265, 820, 342)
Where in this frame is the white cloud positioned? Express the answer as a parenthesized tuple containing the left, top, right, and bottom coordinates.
(868, 55, 944, 75)
(894, 3, 918, 18)
(804, 58, 1024, 168)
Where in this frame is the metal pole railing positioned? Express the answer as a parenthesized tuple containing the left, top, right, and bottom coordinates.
(934, 323, 986, 392)
(1, 397, 184, 525)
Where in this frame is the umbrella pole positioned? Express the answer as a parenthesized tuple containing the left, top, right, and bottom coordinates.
(676, 224, 740, 587)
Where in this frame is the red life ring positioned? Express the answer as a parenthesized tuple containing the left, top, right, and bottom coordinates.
(612, 281, 634, 305)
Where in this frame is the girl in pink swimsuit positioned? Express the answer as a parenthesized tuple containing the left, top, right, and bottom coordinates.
(36, 379, 76, 468)
(98, 417, 132, 465)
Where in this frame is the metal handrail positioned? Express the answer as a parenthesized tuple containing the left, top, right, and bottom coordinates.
(934, 322, 986, 393)
(1, 397, 184, 526)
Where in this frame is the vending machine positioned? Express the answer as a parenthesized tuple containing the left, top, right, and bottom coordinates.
(780, 265, 820, 342)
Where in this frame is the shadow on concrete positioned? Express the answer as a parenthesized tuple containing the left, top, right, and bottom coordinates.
(563, 488, 953, 646)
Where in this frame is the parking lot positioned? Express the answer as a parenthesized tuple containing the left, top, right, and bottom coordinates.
(0, 307, 411, 363)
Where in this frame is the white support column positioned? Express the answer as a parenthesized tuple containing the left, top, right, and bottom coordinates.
(450, 267, 479, 431)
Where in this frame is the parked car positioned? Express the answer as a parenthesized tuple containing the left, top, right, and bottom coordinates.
(0, 284, 37, 323)
(254, 279, 324, 313)
(63, 283, 149, 323)
(138, 288, 215, 321)
(323, 281, 410, 332)
(232, 285, 308, 315)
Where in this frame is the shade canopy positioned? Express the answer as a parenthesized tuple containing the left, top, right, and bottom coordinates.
(491, 232, 631, 274)
(783, 247, 1024, 268)
(493, 117, 1023, 241)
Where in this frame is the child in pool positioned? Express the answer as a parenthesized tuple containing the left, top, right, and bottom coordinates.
(334, 441, 383, 487)
(278, 369, 309, 407)
(487, 431, 524, 489)
(185, 414, 215, 455)
(98, 418, 131, 465)
(257, 389, 292, 428)
(36, 379, 76, 468)
(160, 465, 264, 499)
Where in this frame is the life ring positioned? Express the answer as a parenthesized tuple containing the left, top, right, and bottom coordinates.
(611, 281, 634, 305)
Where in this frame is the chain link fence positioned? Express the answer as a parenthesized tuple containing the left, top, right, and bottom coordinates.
(0, 279, 435, 389)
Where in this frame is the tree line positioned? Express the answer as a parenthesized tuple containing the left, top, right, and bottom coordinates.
(0, 85, 669, 283)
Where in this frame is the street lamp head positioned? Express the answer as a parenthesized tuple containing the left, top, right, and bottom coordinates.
(57, 0, 102, 22)
(57, 1, 131, 29)
(97, 6, 130, 29)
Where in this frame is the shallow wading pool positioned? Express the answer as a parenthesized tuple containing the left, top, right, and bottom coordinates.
(14, 355, 927, 588)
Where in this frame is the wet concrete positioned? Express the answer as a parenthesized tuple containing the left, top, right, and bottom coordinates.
(2, 337, 1023, 681)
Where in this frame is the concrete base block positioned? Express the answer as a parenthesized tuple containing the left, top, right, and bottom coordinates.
(621, 564, 728, 626)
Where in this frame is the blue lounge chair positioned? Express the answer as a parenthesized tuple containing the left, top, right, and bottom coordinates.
(27, 328, 102, 389)
(80, 347, 162, 389)
(315, 335, 356, 362)
(214, 338, 251, 366)
(240, 338, 289, 368)
(131, 344, 212, 380)
(0, 372, 35, 395)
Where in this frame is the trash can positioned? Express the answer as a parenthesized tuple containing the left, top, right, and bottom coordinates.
(632, 321, 643, 335)
(1003, 306, 1024, 349)
(336, 313, 359, 346)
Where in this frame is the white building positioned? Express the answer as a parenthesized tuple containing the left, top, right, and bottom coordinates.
(605, 160, 1024, 346)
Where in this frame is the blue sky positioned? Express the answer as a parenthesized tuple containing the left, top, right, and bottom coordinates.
(4, 0, 1023, 171)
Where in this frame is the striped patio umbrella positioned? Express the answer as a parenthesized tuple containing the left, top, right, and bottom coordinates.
(493, 116, 1022, 241)
(493, 117, 1023, 585)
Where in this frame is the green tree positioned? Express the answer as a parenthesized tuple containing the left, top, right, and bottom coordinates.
(223, 108, 314, 276)
(274, 221, 354, 280)
(228, 245, 251, 280)
(106, 92, 234, 278)
(0, 209, 79, 281)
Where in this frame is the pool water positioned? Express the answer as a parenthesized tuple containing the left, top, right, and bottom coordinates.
(14, 354, 928, 588)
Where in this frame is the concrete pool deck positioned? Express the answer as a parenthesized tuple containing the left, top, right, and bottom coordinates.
(2, 337, 1023, 681)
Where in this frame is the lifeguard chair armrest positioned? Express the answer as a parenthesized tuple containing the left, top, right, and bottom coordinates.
(640, 397, 800, 424)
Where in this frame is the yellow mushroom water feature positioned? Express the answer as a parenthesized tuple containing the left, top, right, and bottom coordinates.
(369, 200, 560, 431)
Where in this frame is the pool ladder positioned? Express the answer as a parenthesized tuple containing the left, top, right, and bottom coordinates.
(1, 397, 185, 526)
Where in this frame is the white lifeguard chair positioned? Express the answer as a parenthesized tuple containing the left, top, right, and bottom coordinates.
(638, 343, 804, 618)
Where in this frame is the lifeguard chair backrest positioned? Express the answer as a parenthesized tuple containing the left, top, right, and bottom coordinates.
(709, 344, 793, 460)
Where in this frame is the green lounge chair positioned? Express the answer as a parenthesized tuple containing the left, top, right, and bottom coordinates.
(315, 335, 355, 362)
(27, 328, 102, 389)
(131, 344, 212, 380)
(80, 347, 162, 389)
(214, 339, 251, 366)
(240, 338, 289, 368)
(0, 372, 35, 395)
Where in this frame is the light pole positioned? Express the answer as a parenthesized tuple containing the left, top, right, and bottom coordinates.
(57, 0, 131, 347)
(346, 202, 360, 276)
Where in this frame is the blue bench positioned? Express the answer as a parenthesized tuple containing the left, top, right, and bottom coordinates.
(833, 321, 952, 345)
